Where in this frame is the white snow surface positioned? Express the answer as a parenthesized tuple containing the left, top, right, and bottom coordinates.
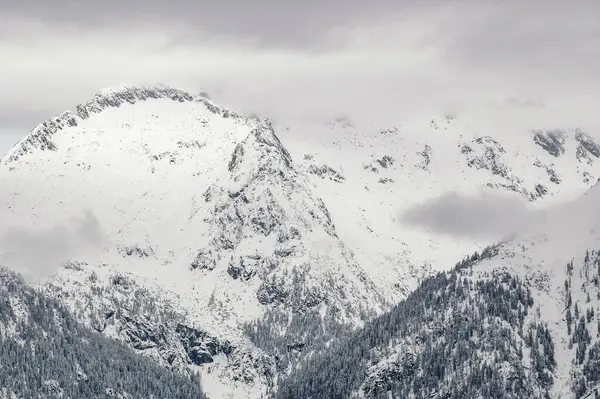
(276, 109, 600, 296)
(2, 84, 600, 397)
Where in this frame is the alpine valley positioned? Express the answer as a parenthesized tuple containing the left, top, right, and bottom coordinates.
(2, 85, 600, 398)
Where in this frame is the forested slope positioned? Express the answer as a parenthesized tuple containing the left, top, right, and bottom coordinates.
(0, 267, 206, 399)
(276, 248, 557, 399)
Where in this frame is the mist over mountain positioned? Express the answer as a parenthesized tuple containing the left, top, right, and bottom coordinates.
(0, 83, 599, 398)
(2, 2, 600, 398)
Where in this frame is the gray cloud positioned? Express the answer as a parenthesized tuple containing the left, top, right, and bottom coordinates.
(0, 210, 107, 282)
(0, 107, 57, 131)
(400, 181, 600, 269)
(428, 3, 600, 92)
(400, 191, 536, 239)
(1, 0, 410, 49)
(0, 1, 599, 137)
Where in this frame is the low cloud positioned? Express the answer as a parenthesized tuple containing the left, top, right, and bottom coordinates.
(0, 210, 107, 282)
(1, 1, 599, 134)
(400, 190, 536, 240)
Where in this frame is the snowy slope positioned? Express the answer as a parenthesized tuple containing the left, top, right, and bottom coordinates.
(0, 85, 387, 398)
(276, 182, 600, 399)
(2, 85, 600, 397)
(277, 109, 600, 296)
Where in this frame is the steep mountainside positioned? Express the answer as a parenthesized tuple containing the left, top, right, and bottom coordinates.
(0, 267, 206, 399)
(0, 86, 387, 398)
(278, 111, 600, 296)
(2, 85, 600, 397)
(276, 182, 600, 399)
(277, 257, 554, 399)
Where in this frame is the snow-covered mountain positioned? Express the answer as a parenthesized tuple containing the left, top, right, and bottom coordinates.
(276, 181, 600, 399)
(2, 85, 600, 397)
(276, 111, 600, 296)
(0, 267, 207, 399)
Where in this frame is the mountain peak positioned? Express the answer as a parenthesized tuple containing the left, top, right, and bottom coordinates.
(96, 82, 137, 96)
(5, 82, 600, 398)
(75, 84, 230, 120)
(227, 120, 293, 181)
(2, 84, 241, 165)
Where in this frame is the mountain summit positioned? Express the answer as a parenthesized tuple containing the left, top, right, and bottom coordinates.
(0, 85, 388, 397)
(3, 85, 600, 397)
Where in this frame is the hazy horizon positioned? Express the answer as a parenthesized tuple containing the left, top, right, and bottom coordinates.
(1, 1, 599, 137)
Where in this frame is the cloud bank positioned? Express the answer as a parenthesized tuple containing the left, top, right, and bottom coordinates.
(1, 1, 599, 134)
(0, 210, 107, 282)
(400, 181, 600, 251)
(400, 191, 537, 240)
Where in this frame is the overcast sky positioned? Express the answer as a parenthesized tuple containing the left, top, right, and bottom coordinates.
(1, 0, 600, 155)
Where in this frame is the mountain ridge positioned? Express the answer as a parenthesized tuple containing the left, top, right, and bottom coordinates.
(2, 85, 242, 167)
(0, 85, 391, 397)
(275, 181, 600, 398)
(3, 84, 600, 397)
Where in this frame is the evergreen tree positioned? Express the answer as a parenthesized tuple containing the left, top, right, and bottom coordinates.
(0, 268, 206, 399)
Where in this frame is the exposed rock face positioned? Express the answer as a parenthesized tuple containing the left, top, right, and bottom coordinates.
(460, 135, 562, 201)
(463, 136, 510, 178)
(190, 249, 217, 271)
(8, 97, 386, 397)
(364, 155, 396, 174)
(463, 136, 528, 198)
(416, 146, 431, 171)
(3, 112, 77, 165)
(575, 130, 600, 164)
(117, 245, 155, 258)
(533, 129, 566, 157)
(177, 324, 234, 364)
(0, 268, 207, 399)
(375, 155, 395, 169)
(114, 307, 277, 385)
(306, 164, 345, 182)
(533, 160, 561, 185)
(197, 121, 385, 324)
